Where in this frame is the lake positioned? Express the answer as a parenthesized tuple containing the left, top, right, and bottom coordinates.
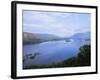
(23, 39, 90, 68)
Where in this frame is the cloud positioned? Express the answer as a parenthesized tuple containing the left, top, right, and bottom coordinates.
(23, 10, 91, 37)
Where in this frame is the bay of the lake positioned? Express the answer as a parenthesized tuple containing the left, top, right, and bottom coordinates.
(23, 39, 90, 68)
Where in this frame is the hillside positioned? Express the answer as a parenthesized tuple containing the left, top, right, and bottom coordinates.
(23, 32, 60, 44)
(70, 32, 90, 40)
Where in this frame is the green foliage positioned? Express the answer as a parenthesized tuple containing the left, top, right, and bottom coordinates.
(62, 57, 77, 67)
(76, 45, 91, 66)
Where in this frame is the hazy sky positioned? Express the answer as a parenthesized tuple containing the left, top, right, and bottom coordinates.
(23, 10, 91, 37)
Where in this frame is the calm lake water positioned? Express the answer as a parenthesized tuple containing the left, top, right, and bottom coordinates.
(23, 39, 90, 68)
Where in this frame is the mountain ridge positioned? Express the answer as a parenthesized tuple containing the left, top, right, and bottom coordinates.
(23, 32, 90, 44)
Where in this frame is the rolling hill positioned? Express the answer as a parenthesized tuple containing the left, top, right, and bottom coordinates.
(23, 32, 61, 44)
(70, 32, 90, 40)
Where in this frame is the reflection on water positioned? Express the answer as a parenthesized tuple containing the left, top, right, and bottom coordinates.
(23, 39, 90, 68)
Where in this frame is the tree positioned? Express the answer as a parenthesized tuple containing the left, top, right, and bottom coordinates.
(76, 45, 91, 66)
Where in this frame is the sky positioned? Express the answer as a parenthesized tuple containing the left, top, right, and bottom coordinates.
(23, 10, 91, 37)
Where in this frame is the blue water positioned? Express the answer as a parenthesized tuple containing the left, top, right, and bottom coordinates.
(23, 39, 90, 68)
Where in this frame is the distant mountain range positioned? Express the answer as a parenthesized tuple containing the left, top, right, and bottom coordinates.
(23, 32, 90, 44)
(70, 32, 90, 40)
